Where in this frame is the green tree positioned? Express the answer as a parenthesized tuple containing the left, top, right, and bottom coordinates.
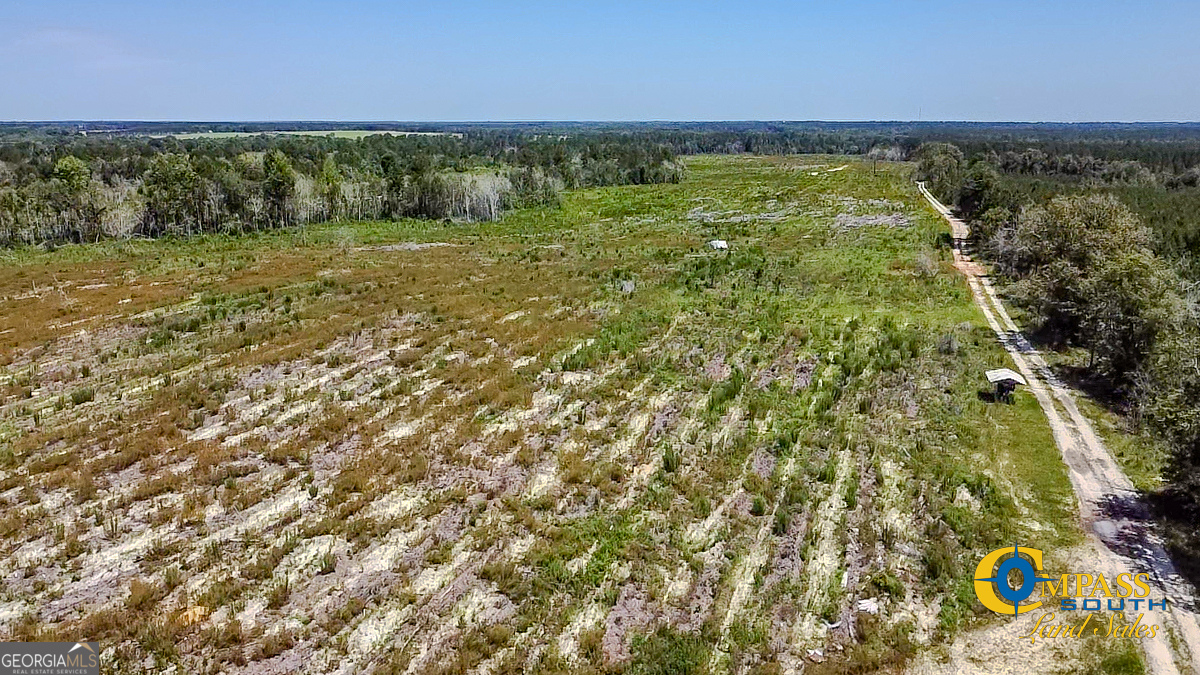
(997, 194, 1149, 278)
(957, 162, 1020, 221)
(0, 187, 20, 245)
(316, 155, 343, 219)
(199, 158, 252, 226)
(53, 156, 91, 193)
(914, 143, 965, 204)
(1081, 249, 1177, 375)
(50, 156, 103, 241)
(1142, 320, 1200, 494)
(262, 151, 296, 227)
(142, 153, 204, 235)
(971, 206, 1015, 257)
(998, 195, 1176, 377)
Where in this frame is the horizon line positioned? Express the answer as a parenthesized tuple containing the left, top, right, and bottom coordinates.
(4, 119, 1200, 126)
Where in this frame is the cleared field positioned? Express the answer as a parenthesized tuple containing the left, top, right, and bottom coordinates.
(0, 156, 1091, 674)
(151, 130, 458, 140)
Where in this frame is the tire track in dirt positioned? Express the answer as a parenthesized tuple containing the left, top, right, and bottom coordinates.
(918, 181, 1200, 675)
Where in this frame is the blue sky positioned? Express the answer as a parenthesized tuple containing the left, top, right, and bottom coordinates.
(3, 1, 1198, 121)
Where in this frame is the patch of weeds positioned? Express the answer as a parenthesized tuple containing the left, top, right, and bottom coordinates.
(866, 571, 904, 599)
(101, 510, 121, 539)
(29, 450, 77, 475)
(8, 613, 59, 643)
(265, 443, 309, 466)
(816, 455, 838, 483)
(784, 480, 808, 506)
(426, 540, 454, 565)
(126, 578, 165, 612)
(818, 573, 844, 624)
(708, 367, 746, 415)
(143, 538, 182, 565)
(935, 575, 978, 636)
(163, 566, 184, 591)
(561, 310, 663, 371)
(76, 609, 124, 642)
(317, 548, 337, 575)
(70, 387, 94, 406)
(201, 540, 223, 568)
(663, 446, 682, 473)
(728, 618, 768, 650)
(578, 626, 603, 664)
(198, 575, 246, 609)
(921, 535, 958, 583)
(1093, 642, 1145, 675)
(773, 509, 791, 535)
(560, 449, 588, 485)
(629, 626, 708, 675)
(485, 623, 513, 648)
(590, 460, 626, 495)
(138, 619, 181, 664)
(199, 619, 244, 650)
(70, 470, 96, 504)
(127, 472, 184, 504)
(322, 597, 366, 634)
(265, 577, 290, 610)
(61, 532, 88, 559)
(808, 615, 914, 675)
(255, 629, 296, 660)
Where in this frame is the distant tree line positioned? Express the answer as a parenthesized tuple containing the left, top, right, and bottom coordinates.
(0, 132, 684, 244)
(916, 142, 1200, 538)
(11, 123, 1200, 245)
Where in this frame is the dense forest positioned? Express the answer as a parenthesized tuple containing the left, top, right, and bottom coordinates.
(914, 141, 1200, 570)
(0, 130, 684, 244)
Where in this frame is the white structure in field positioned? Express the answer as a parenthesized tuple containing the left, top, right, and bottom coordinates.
(986, 368, 1027, 402)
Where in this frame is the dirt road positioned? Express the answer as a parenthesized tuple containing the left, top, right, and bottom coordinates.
(917, 182, 1200, 675)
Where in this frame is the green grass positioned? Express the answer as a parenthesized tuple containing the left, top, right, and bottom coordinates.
(1075, 394, 1170, 492)
(629, 627, 709, 675)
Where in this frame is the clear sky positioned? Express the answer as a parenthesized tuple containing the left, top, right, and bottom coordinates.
(3, 0, 1198, 122)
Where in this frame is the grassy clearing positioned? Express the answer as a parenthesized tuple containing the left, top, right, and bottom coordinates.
(0, 155, 1082, 672)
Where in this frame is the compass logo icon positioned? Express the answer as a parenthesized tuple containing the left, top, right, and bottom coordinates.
(974, 543, 1056, 615)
